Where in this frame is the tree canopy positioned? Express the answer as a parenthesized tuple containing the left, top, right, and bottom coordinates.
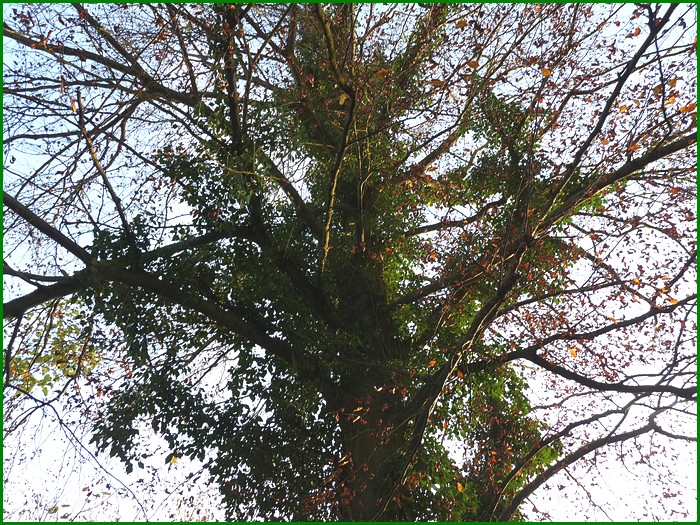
(3, 3, 697, 521)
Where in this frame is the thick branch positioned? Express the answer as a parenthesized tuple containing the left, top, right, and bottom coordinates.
(3, 23, 210, 116)
(498, 422, 657, 521)
(525, 352, 696, 400)
(3, 276, 96, 320)
(93, 262, 295, 364)
(541, 4, 679, 217)
(3, 192, 92, 264)
(538, 133, 696, 234)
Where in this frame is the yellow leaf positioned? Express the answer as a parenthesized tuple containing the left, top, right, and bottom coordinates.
(540, 67, 552, 77)
(665, 96, 677, 106)
(456, 19, 467, 29)
(339, 93, 348, 106)
(468, 59, 479, 68)
(428, 360, 437, 368)
(48, 506, 59, 515)
(457, 482, 464, 492)
(568, 347, 578, 358)
(620, 105, 628, 113)
(631, 277, 641, 285)
(667, 297, 679, 305)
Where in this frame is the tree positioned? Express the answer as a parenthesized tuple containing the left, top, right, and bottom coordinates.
(3, 3, 696, 521)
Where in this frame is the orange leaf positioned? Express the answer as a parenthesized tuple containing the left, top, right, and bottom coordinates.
(568, 347, 578, 358)
(669, 77, 677, 88)
(667, 297, 679, 305)
(679, 102, 697, 113)
(620, 105, 628, 113)
(627, 143, 641, 152)
(600, 137, 610, 145)
(468, 59, 479, 68)
(457, 482, 464, 493)
(457, 369, 464, 379)
(428, 360, 437, 368)
(456, 19, 467, 29)
(540, 67, 552, 77)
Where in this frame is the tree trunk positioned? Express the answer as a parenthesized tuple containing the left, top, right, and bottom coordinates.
(328, 369, 411, 521)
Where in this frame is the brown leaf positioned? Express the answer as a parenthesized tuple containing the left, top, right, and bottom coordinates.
(468, 59, 479, 68)
(376, 68, 389, 78)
